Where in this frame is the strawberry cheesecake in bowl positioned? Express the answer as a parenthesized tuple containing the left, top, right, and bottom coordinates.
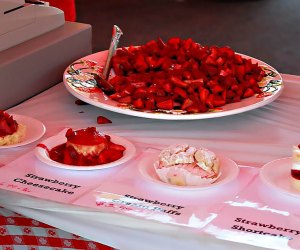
(0, 110, 26, 146)
(35, 127, 137, 170)
(154, 144, 220, 186)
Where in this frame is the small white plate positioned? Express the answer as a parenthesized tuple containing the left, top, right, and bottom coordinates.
(259, 157, 300, 197)
(34, 130, 136, 171)
(138, 154, 239, 190)
(0, 114, 46, 149)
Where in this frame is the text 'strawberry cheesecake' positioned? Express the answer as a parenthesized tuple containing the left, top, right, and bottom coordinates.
(0, 110, 26, 146)
(291, 145, 300, 191)
(154, 144, 220, 186)
(47, 127, 126, 166)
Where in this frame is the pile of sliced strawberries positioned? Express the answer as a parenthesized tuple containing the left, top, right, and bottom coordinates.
(0, 110, 18, 137)
(49, 135, 126, 166)
(108, 37, 265, 113)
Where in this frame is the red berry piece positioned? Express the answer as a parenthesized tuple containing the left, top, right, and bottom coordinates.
(97, 116, 112, 124)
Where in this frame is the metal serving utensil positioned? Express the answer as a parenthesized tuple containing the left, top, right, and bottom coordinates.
(96, 25, 123, 95)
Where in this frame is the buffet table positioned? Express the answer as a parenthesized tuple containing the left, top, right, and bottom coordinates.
(1, 73, 300, 250)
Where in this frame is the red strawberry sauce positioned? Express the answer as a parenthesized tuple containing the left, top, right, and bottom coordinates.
(66, 127, 107, 146)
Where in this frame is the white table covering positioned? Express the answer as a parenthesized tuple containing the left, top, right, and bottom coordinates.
(1, 73, 300, 250)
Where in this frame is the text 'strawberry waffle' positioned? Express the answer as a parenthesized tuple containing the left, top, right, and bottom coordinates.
(108, 37, 265, 113)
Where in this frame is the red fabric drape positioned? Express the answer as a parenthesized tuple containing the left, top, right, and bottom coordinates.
(47, 0, 76, 21)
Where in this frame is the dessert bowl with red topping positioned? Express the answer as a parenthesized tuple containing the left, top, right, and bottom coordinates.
(35, 127, 136, 170)
(0, 110, 26, 146)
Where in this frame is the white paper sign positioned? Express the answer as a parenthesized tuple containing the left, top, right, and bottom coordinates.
(204, 177, 300, 250)
(73, 153, 258, 229)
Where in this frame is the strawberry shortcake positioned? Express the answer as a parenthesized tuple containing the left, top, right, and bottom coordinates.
(0, 110, 26, 146)
(154, 144, 220, 186)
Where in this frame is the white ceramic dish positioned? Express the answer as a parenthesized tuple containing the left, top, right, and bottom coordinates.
(0, 114, 46, 149)
(63, 50, 283, 120)
(34, 130, 136, 171)
(259, 157, 300, 197)
(138, 153, 239, 190)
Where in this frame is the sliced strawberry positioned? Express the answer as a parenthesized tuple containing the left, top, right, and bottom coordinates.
(118, 96, 132, 104)
(0, 119, 12, 135)
(211, 85, 224, 94)
(109, 92, 122, 100)
(205, 65, 218, 76)
(98, 148, 123, 163)
(98, 150, 108, 164)
(157, 99, 174, 110)
(145, 98, 156, 110)
(170, 76, 188, 88)
(97, 116, 112, 124)
(134, 54, 148, 73)
(205, 56, 217, 66)
(234, 54, 243, 64)
(213, 96, 226, 107)
(173, 87, 187, 98)
(108, 142, 126, 152)
(235, 65, 245, 81)
(227, 90, 235, 99)
(216, 57, 225, 66)
(181, 98, 193, 110)
(182, 71, 192, 80)
(133, 87, 148, 98)
(167, 37, 181, 49)
(243, 88, 255, 98)
(132, 98, 144, 109)
(186, 103, 200, 113)
(63, 146, 75, 165)
(206, 94, 215, 109)
(162, 82, 173, 93)
(199, 88, 210, 104)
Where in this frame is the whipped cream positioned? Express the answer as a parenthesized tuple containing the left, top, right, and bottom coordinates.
(155, 144, 220, 186)
(158, 144, 219, 174)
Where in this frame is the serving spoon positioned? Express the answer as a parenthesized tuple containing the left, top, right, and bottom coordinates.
(96, 25, 123, 95)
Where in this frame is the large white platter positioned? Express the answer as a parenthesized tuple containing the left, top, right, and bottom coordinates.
(259, 157, 300, 197)
(34, 130, 136, 171)
(0, 114, 46, 149)
(63, 50, 283, 120)
(138, 153, 239, 190)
